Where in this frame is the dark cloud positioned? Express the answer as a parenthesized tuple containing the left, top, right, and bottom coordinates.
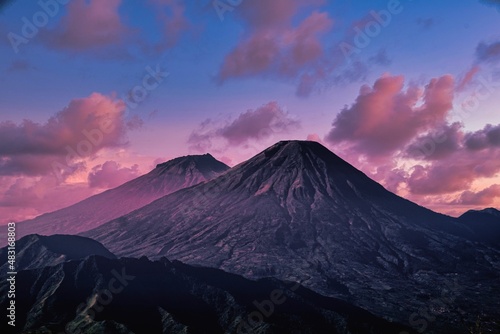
(480, 0, 500, 11)
(464, 124, 500, 150)
(0, 0, 14, 12)
(404, 122, 463, 160)
(476, 41, 500, 63)
(6, 59, 35, 72)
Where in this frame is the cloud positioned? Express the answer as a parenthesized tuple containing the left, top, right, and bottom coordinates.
(6, 60, 35, 72)
(372, 164, 408, 193)
(217, 1, 333, 89)
(219, 102, 300, 145)
(416, 17, 434, 30)
(88, 161, 140, 188)
(453, 184, 500, 205)
(0, 155, 85, 177)
(0, 0, 13, 12)
(368, 49, 392, 66)
(0, 175, 96, 224)
(321, 73, 500, 208)
(306, 133, 323, 143)
(42, 0, 131, 52)
(404, 122, 463, 161)
(325, 74, 454, 159)
(456, 66, 480, 92)
(148, 0, 191, 52)
(405, 138, 500, 195)
(480, 0, 500, 11)
(0, 93, 135, 177)
(408, 164, 477, 195)
(476, 41, 500, 63)
(188, 102, 300, 149)
(464, 124, 500, 150)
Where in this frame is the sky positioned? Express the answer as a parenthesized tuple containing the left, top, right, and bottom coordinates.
(1, 0, 500, 223)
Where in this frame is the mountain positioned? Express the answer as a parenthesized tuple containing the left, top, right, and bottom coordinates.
(13, 154, 229, 238)
(0, 234, 115, 272)
(0, 255, 415, 334)
(83, 141, 500, 332)
(458, 208, 500, 245)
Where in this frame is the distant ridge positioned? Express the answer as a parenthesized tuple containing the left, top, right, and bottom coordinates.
(458, 207, 500, 245)
(13, 154, 229, 238)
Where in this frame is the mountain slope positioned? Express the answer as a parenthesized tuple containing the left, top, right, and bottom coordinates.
(0, 255, 415, 334)
(0, 234, 115, 272)
(14, 154, 229, 238)
(83, 141, 500, 332)
(458, 208, 500, 245)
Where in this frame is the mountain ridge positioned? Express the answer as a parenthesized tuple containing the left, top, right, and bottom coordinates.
(11, 154, 229, 239)
(82, 141, 500, 332)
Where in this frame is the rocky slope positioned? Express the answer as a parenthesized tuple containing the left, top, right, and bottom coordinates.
(82, 141, 500, 333)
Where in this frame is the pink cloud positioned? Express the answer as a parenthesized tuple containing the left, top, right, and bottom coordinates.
(43, 0, 130, 51)
(406, 145, 500, 195)
(325, 74, 455, 159)
(188, 102, 300, 149)
(217, 0, 333, 84)
(0, 93, 134, 177)
(372, 164, 408, 194)
(219, 102, 300, 145)
(306, 133, 323, 144)
(88, 161, 140, 188)
(454, 184, 500, 206)
(0, 175, 96, 224)
(320, 73, 500, 211)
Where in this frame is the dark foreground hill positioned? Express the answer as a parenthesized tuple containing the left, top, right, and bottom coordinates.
(0, 234, 115, 273)
(458, 208, 500, 245)
(0, 256, 415, 334)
